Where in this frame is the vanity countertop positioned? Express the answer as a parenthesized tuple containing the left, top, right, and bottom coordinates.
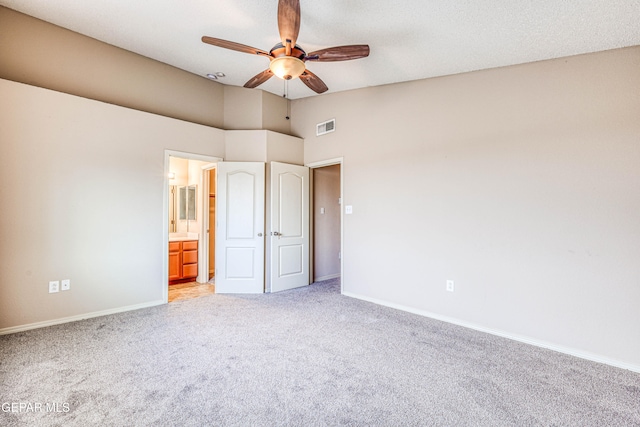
(169, 232, 199, 242)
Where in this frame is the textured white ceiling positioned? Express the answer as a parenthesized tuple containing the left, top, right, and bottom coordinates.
(2, 0, 639, 99)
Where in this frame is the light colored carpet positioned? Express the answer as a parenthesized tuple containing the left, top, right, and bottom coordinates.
(1, 278, 639, 426)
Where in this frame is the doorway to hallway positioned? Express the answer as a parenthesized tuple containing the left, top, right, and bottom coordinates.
(308, 158, 343, 292)
(312, 164, 342, 282)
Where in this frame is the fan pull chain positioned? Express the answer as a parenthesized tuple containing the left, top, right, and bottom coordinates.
(283, 80, 290, 120)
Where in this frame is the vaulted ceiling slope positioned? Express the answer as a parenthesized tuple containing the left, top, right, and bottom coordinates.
(1, 0, 639, 99)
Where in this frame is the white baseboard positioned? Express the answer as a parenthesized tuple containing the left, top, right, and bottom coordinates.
(0, 300, 166, 336)
(314, 273, 340, 282)
(342, 291, 640, 374)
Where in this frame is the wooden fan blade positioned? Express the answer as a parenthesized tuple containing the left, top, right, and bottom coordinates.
(244, 69, 274, 89)
(299, 70, 328, 94)
(277, 0, 300, 52)
(305, 45, 370, 62)
(202, 36, 271, 57)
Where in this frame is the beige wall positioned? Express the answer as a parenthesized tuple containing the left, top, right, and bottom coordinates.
(224, 87, 263, 130)
(265, 131, 304, 164)
(262, 91, 291, 135)
(0, 79, 225, 330)
(224, 131, 268, 162)
(313, 165, 341, 281)
(291, 46, 640, 369)
(224, 130, 303, 165)
(0, 6, 224, 128)
(169, 157, 189, 187)
(224, 86, 291, 134)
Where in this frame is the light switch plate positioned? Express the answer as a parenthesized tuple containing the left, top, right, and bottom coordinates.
(345, 205, 353, 214)
(61, 279, 71, 291)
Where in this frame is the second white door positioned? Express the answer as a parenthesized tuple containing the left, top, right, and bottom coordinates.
(269, 161, 310, 292)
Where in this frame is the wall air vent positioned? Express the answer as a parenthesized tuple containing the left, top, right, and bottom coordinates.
(316, 118, 336, 136)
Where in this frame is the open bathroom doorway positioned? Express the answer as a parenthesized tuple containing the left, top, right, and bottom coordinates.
(164, 151, 221, 303)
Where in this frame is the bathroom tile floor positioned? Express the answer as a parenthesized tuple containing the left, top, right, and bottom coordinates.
(168, 281, 216, 303)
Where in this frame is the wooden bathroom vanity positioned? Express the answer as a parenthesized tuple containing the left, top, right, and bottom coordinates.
(169, 240, 198, 284)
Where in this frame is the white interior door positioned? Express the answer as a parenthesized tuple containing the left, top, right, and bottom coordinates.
(216, 162, 265, 293)
(270, 162, 309, 292)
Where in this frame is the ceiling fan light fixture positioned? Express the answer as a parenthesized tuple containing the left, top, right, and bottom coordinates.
(269, 56, 305, 80)
(201, 1, 369, 93)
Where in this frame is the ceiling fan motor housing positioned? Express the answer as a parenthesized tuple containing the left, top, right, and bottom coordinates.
(270, 43, 306, 59)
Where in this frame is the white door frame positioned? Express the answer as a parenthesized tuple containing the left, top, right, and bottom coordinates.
(163, 150, 222, 303)
(200, 162, 218, 283)
(306, 157, 344, 294)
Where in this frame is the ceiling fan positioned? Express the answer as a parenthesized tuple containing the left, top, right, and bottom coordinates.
(202, 0, 370, 94)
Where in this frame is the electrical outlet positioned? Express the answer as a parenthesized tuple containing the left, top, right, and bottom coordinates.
(61, 279, 71, 291)
(49, 281, 60, 293)
(446, 280, 455, 292)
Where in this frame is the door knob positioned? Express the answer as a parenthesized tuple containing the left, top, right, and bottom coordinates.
(258, 233, 263, 237)
(272, 231, 281, 236)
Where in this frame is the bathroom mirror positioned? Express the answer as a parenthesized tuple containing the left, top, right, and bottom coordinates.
(179, 185, 197, 221)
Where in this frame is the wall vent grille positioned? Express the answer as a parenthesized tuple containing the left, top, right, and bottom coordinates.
(316, 119, 336, 136)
